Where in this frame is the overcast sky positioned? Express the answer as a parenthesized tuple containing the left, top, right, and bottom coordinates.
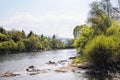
(0, 0, 95, 38)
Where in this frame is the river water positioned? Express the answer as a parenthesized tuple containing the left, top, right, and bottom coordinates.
(0, 49, 117, 80)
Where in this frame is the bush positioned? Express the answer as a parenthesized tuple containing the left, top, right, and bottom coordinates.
(73, 56, 87, 63)
(106, 20, 120, 57)
(83, 35, 117, 67)
(106, 20, 120, 36)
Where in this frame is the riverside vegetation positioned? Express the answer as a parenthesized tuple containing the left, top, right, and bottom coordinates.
(0, 27, 74, 53)
(73, 1, 120, 73)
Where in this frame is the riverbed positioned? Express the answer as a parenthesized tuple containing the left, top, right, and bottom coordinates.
(0, 49, 118, 80)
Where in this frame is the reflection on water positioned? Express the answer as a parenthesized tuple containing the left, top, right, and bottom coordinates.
(0, 49, 118, 80)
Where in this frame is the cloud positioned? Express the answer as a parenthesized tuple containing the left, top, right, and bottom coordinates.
(0, 12, 86, 38)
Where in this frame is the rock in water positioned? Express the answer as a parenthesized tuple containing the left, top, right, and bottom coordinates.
(28, 65, 35, 68)
(1, 72, 20, 77)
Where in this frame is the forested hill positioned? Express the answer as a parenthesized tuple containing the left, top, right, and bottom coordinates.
(0, 27, 74, 53)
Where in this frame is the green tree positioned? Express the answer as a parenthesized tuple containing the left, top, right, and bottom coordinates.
(8, 30, 23, 42)
(52, 34, 56, 39)
(17, 41, 25, 51)
(24, 36, 42, 51)
(66, 39, 74, 48)
(8, 40, 17, 51)
(88, 2, 112, 35)
(0, 40, 17, 51)
(27, 31, 34, 37)
(73, 25, 85, 39)
(0, 27, 7, 34)
(106, 20, 120, 36)
(43, 39, 51, 50)
(74, 26, 94, 52)
(21, 30, 26, 39)
(0, 33, 8, 42)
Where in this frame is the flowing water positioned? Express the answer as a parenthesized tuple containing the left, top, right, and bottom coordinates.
(0, 49, 117, 80)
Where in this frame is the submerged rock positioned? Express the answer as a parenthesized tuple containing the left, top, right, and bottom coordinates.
(71, 62, 93, 69)
(28, 65, 35, 68)
(69, 57, 76, 59)
(26, 65, 41, 72)
(0, 72, 20, 77)
(26, 68, 41, 72)
(57, 60, 67, 63)
(85, 69, 102, 74)
(54, 69, 67, 73)
(78, 62, 93, 69)
(46, 61, 56, 65)
(28, 72, 39, 75)
(26, 65, 53, 75)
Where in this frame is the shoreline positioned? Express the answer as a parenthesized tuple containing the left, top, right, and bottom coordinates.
(0, 48, 75, 54)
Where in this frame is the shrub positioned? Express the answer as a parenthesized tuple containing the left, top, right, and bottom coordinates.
(83, 35, 117, 67)
(106, 20, 120, 36)
(73, 56, 87, 63)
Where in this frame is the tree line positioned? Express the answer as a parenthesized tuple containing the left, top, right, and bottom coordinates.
(0, 27, 74, 53)
(73, 1, 120, 69)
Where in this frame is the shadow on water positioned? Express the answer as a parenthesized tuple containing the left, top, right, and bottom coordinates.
(84, 74, 113, 80)
(74, 69, 118, 80)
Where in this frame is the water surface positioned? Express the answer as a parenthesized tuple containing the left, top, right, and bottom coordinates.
(0, 49, 117, 80)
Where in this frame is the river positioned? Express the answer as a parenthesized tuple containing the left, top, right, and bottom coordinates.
(0, 49, 117, 80)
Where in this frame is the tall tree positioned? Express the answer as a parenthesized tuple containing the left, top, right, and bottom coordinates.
(27, 31, 34, 37)
(0, 27, 7, 34)
(88, 1, 112, 35)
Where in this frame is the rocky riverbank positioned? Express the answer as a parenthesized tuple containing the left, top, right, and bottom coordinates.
(0, 59, 88, 77)
(1, 61, 120, 80)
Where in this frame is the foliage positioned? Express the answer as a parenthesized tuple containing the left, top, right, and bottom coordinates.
(8, 30, 24, 42)
(23, 36, 42, 51)
(0, 40, 17, 51)
(74, 26, 94, 52)
(17, 41, 25, 51)
(73, 25, 85, 38)
(106, 20, 120, 56)
(51, 35, 65, 49)
(27, 31, 34, 38)
(73, 56, 87, 63)
(88, 2, 112, 35)
(83, 35, 117, 66)
(0, 27, 7, 34)
(0, 27, 68, 53)
(0, 33, 8, 42)
(73, 19, 120, 68)
(106, 20, 120, 36)
(73, 1, 120, 69)
(65, 39, 74, 48)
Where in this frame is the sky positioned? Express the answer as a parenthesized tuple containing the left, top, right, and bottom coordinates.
(0, 0, 95, 38)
